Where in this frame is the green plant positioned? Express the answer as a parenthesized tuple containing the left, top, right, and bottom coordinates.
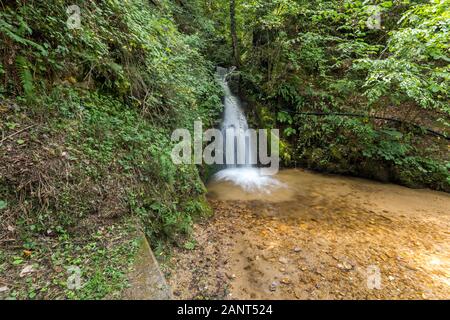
(15, 56, 35, 100)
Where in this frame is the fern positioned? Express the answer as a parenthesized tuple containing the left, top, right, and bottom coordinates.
(0, 19, 46, 56)
(16, 56, 35, 99)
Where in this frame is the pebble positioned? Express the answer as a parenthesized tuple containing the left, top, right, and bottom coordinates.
(278, 257, 288, 264)
(20, 265, 35, 277)
(226, 273, 236, 280)
(337, 262, 353, 271)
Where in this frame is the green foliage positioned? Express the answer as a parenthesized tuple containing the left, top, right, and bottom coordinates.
(212, 0, 449, 190)
(15, 56, 35, 100)
(1, 0, 449, 300)
(183, 239, 197, 250)
(1, 0, 222, 234)
(0, 0, 222, 299)
(357, 0, 450, 122)
(293, 115, 449, 191)
(42, 83, 218, 244)
(0, 0, 222, 123)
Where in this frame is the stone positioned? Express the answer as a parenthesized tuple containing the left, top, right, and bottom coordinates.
(337, 262, 353, 271)
(278, 257, 288, 264)
(20, 265, 35, 277)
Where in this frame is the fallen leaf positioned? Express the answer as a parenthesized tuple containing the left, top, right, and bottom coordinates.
(23, 250, 32, 258)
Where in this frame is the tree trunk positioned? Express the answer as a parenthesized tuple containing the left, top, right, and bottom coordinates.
(230, 0, 240, 67)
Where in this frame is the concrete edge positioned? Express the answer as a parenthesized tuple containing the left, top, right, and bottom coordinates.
(123, 232, 173, 300)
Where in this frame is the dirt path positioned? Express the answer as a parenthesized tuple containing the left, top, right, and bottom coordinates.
(167, 169, 450, 300)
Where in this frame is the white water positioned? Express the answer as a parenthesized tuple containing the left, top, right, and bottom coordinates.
(213, 67, 283, 192)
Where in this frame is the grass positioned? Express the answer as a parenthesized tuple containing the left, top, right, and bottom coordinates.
(0, 84, 220, 299)
(0, 219, 139, 300)
(0, 0, 222, 300)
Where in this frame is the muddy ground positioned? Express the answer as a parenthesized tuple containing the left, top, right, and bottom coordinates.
(166, 169, 450, 300)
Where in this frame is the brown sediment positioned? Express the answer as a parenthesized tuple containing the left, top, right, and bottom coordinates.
(167, 169, 450, 300)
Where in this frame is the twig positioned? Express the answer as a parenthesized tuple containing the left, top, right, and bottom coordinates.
(0, 124, 35, 145)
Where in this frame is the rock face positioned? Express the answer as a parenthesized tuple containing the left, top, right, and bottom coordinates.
(227, 72, 241, 95)
(124, 233, 172, 300)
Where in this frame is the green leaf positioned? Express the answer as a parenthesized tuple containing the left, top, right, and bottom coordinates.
(183, 240, 196, 250)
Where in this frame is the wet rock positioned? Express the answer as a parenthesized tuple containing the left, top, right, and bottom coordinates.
(278, 257, 288, 264)
(298, 264, 308, 271)
(226, 273, 236, 280)
(337, 262, 353, 271)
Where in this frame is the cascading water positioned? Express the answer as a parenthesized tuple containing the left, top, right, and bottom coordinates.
(213, 67, 283, 192)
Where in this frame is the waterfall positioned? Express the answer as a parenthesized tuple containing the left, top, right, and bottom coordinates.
(213, 67, 282, 192)
(215, 66, 255, 167)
